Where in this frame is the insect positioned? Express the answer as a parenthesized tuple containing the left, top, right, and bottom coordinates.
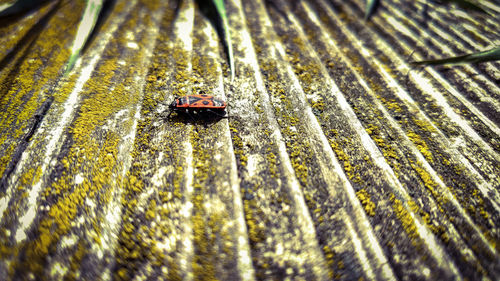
(167, 91, 227, 119)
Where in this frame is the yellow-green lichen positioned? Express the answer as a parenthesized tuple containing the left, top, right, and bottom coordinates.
(389, 194, 421, 247)
(364, 123, 401, 176)
(229, 121, 247, 167)
(407, 200, 450, 244)
(410, 161, 448, 213)
(266, 148, 278, 178)
(7, 2, 163, 278)
(0, 1, 76, 176)
(356, 189, 376, 216)
(190, 133, 233, 280)
(407, 131, 434, 163)
(322, 245, 337, 279)
(377, 94, 403, 113)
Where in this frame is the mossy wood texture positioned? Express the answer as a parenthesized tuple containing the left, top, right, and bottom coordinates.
(1, 0, 499, 280)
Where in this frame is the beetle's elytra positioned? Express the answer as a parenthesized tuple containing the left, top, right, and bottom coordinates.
(168, 91, 227, 118)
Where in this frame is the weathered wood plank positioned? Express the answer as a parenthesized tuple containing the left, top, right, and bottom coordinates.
(0, 0, 499, 280)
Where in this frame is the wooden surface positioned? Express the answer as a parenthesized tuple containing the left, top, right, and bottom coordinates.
(0, 0, 499, 280)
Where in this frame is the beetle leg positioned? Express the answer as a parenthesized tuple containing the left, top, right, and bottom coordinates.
(186, 111, 197, 124)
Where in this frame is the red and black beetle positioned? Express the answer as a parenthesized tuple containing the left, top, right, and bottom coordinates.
(168, 91, 227, 118)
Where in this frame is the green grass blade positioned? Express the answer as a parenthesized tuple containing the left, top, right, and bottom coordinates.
(0, 0, 51, 17)
(365, 0, 379, 20)
(411, 47, 500, 66)
(441, 0, 488, 13)
(65, 0, 103, 75)
(212, 0, 234, 81)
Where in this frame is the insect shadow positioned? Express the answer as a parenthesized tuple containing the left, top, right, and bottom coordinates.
(164, 109, 228, 129)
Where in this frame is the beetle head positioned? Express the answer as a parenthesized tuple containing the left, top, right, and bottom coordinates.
(169, 96, 179, 109)
(169, 100, 177, 109)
